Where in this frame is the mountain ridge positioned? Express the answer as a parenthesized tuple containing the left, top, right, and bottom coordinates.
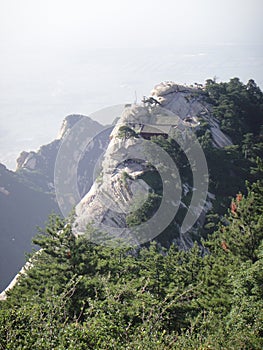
(1, 77, 262, 291)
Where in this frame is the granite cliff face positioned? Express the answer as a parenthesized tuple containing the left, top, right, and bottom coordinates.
(74, 82, 232, 247)
(150, 82, 232, 148)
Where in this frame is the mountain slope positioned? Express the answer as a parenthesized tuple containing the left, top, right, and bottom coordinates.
(0, 114, 106, 290)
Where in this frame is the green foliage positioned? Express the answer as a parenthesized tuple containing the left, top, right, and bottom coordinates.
(1, 178, 262, 348)
(126, 192, 161, 227)
(204, 77, 263, 143)
(117, 125, 138, 140)
(194, 79, 263, 233)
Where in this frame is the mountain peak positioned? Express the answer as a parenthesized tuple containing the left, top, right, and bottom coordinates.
(57, 114, 102, 139)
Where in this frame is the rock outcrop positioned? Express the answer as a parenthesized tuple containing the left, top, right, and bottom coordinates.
(74, 82, 232, 247)
(16, 114, 105, 193)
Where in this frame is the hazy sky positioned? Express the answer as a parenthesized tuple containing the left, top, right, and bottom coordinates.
(0, 0, 263, 169)
(0, 0, 262, 50)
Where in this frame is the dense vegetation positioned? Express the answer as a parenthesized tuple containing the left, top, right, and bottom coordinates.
(0, 179, 262, 349)
(0, 78, 262, 349)
(199, 78, 263, 238)
(205, 77, 263, 142)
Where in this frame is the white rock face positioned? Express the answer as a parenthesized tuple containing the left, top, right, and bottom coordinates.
(16, 151, 37, 170)
(151, 81, 232, 148)
(151, 81, 205, 118)
(74, 82, 231, 246)
(74, 106, 154, 244)
(210, 124, 233, 148)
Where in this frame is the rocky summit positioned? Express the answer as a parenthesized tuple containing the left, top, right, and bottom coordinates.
(74, 82, 232, 248)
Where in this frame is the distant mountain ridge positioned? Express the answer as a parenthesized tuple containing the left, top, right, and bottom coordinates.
(0, 114, 106, 291)
(16, 114, 105, 191)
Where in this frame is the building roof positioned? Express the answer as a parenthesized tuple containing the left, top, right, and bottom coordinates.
(140, 124, 172, 135)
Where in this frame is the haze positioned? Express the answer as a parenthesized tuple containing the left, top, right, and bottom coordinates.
(1, 0, 262, 48)
(0, 0, 262, 169)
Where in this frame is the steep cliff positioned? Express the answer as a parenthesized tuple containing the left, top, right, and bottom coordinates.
(74, 82, 233, 248)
